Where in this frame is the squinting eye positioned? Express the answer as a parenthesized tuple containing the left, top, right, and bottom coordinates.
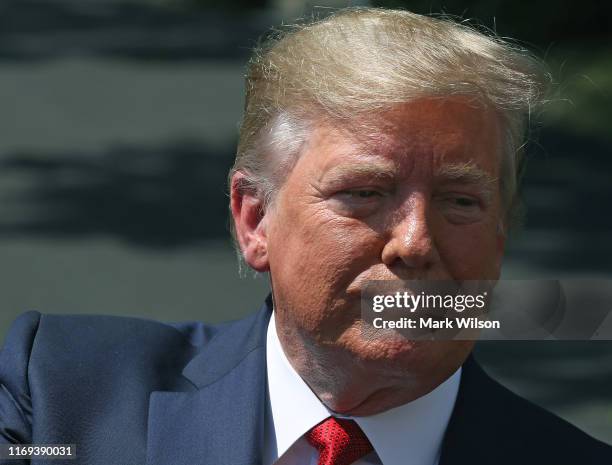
(436, 194, 485, 224)
(335, 189, 385, 201)
(346, 190, 382, 199)
(452, 197, 479, 207)
(328, 189, 386, 217)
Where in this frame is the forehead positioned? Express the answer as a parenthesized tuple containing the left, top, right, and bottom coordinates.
(308, 96, 503, 177)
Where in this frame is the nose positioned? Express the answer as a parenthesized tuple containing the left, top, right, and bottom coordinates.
(381, 194, 440, 271)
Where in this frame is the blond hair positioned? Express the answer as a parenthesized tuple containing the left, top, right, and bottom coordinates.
(229, 7, 551, 250)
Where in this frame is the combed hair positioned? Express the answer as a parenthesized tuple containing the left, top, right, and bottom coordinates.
(229, 7, 551, 254)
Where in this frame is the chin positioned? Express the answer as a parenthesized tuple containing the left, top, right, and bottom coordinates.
(347, 336, 472, 378)
(340, 331, 422, 365)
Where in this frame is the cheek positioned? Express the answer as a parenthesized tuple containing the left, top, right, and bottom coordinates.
(271, 194, 380, 274)
(284, 220, 379, 290)
(436, 222, 501, 279)
(268, 204, 383, 329)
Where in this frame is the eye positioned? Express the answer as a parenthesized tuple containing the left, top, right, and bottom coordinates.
(451, 196, 479, 208)
(435, 193, 485, 224)
(343, 189, 383, 199)
(435, 193, 481, 209)
(327, 188, 388, 217)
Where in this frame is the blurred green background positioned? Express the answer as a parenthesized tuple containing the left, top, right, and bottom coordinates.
(0, 0, 610, 444)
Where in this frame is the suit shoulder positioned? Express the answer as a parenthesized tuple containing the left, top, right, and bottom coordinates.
(30, 312, 221, 355)
(2, 312, 224, 386)
(455, 358, 612, 463)
(498, 377, 609, 449)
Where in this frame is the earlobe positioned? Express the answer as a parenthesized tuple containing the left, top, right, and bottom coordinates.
(230, 172, 271, 272)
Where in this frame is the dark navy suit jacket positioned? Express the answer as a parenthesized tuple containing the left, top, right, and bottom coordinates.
(1, 294, 611, 465)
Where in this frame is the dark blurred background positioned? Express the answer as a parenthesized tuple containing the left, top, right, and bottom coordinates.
(1, 0, 611, 444)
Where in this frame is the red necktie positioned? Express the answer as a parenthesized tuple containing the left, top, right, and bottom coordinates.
(306, 416, 374, 465)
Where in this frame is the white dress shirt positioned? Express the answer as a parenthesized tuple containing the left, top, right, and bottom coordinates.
(264, 313, 461, 465)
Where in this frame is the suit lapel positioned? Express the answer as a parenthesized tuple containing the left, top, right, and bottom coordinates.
(438, 354, 513, 465)
(146, 297, 273, 465)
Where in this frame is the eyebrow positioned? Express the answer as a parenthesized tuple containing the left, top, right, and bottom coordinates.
(434, 161, 498, 201)
(318, 163, 397, 185)
(318, 159, 499, 200)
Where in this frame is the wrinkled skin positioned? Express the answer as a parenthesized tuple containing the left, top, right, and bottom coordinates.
(231, 97, 506, 415)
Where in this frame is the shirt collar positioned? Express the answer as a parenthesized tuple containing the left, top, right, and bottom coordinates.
(266, 312, 462, 465)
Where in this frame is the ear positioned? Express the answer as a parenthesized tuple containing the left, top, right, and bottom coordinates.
(230, 172, 271, 272)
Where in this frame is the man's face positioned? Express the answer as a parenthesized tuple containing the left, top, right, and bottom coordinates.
(248, 97, 505, 401)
